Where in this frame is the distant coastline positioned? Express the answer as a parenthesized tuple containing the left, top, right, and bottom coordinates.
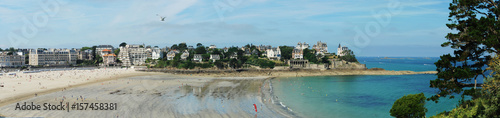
(139, 68, 437, 77)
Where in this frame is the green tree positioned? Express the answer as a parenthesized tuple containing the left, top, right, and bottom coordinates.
(9, 47, 15, 52)
(0, 48, 3, 51)
(25, 55, 29, 64)
(279, 46, 294, 60)
(178, 43, 187, 51)
(340, 50, 358, 62)
(390, 93, 428, 118)
(321, 55, 330, 64)
(428, 0, 500, 103)
(95, 55, 103, 65)
(171, 44, 178, 50)
(119, 42, 127, 47)
(114, 49, 120, 56)
(214, 60, 225, 69)
(303, 48, 319, 63)
(196, 43, 203, 47)
(81, 47, 92, 51)
(91, 46, 97, 62)
(195, 46, 207, 54)
(432, 56, 500, 118)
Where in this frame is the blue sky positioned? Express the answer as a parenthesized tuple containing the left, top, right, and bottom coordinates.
(0, 0, 454, 57)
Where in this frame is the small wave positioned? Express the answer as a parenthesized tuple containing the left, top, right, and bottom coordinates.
(280, 102, 286, 108)
(279, 102, 293, 112)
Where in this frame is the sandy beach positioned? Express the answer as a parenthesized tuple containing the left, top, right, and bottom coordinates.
(0, 68, 160, 108)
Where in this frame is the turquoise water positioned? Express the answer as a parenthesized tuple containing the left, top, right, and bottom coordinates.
(271, 57, 468, 118)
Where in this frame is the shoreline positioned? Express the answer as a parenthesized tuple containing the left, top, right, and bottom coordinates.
(140, 68, 437, 78)
(261, 77, 300, 118)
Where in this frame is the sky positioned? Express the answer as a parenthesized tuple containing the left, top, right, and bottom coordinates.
(0, 0, 455, 57)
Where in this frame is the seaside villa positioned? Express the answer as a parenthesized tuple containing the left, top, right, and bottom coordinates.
(266, 47, 281, 60)
(101, 49, 116, 66)
(337, 44, 349, 56)
(210, 54, 220, 62)
(193, 54, 203, 62)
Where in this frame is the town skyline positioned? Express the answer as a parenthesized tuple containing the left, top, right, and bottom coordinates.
(1, 0, 453, 57)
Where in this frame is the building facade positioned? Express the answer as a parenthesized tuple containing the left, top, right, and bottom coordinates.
(96, 45, 114, 56)
(296, 42, 309, 50)
(210, 54, 220, 62)
(151, 46, 163, 60)
(312, 41, 328, 56)
(193, 54, 202, 62)
(101, 49, 116, 66)
(0, 52, 26, 67)
(166, 50, 178, 60)
(292, 48, 303, 60)
(118, 45, 147, 66)
(78, 49, 93, 60)
(29, 49, 77, 66)
(266, 47, 281, 60)
(181, 50, 189, 60)
(337, 44, 349, 56)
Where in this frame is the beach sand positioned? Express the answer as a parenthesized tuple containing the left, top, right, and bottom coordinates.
(0, 68, 160, 108)
(0, 73, 286, 117)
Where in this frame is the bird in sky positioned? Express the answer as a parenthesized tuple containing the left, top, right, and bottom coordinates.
(157, 14, 166, 21)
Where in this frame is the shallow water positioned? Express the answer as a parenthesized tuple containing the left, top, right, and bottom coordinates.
(271, 57, 473, 118)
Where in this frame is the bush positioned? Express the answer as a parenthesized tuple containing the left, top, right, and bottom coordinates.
(390, 93, 427, 118)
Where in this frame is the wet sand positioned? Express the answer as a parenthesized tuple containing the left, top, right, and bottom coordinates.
(0, 74, 288, 117)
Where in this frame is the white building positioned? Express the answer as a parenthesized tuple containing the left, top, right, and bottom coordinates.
(266, 47, 281, 60)
(96, 45, 114, 56)
(118, 44, 147, 66)
(292, 49, 303, 60)
(102, 53, 116, 66)
(296, 42, 309, 50)
(193, 54, 203, 62)
(166, 50, 177, 60)
(118, 46, 131, 66)
(29, 49, 77, 66)
(210, 54, 220, 62)
(209, 45, 217, 50)
(0, 52, 25, 67)
(312, 41, 328, 56)
(337, 44, 349, 56)
(151, 46, 163, 60)
(101, 49, 116, 66)
(181, 50, 189, 60)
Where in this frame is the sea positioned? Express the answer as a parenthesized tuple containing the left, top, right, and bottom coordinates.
(271, 57, 480, 118)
